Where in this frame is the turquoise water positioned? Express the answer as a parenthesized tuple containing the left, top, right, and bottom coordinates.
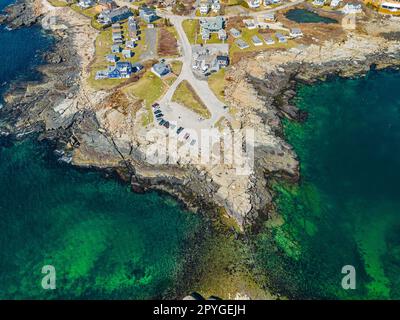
(0, 1, 203, 299)
(285, 9, 338, 24)
(0, 138, 202, 299)
(256, 70, 400, 299)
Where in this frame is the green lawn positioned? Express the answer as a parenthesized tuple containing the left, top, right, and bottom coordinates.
(182, 19, 199, 44)
(47, 0, 69, 7)
(172, 80, 211, 119)
(123, 71, 167, 126)
(208, 68, 226, 103)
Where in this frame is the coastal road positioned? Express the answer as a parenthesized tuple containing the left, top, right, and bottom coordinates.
(158, 15, 231, 128)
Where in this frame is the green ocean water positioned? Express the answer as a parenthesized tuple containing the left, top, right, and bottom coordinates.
(256, 70, 400, 299)
(0, 139, 202, 299)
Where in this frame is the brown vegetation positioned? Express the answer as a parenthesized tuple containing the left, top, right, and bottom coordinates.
(158, 28, 179, 56)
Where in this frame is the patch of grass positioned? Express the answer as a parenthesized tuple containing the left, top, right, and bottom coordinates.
(123, 71, 167, 126)
(182, 19, 199, 44)
(208, 68, 226, 103)
(172, 80, 211, 119)
(47, 0, 69, 7)
(70, 4, 100, 18)
(170, 60, 183, 76)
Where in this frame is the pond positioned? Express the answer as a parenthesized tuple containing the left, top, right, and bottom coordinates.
(285, 9, 338, 24)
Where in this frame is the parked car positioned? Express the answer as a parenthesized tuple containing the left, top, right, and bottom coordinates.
(170, 124, 176, 130)
(152, 103, 159, 109)
(159, 119, 166, 126)
(154, 109, 162, 114)
(155, 113, 164, 118)
(190, 139, 196, 146)
(163, 121, 170, 128)
(177, 127, 184, 134)
(184, 133, 190, 140)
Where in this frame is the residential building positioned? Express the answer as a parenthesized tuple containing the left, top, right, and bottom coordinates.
(211, 0, 221, 12)
(365, 0, 400, 14)
(218, 29, 227, 40)
(201, 29, 210, 40)
(342, 3, 363, 13)
(289, 28, 303, 38)
(98, 6, 133, 24)
(108, 61, 133, 79)
(151, 60, 171, 77)
(262, 34, 275, 44)
(252, 35, 263, 46)
(330, 0, 341, 7)
(229, 28, 241, 38)
(263, 12, 276, 21)
(139, 7, 159, 23)
(122, 49, 133, 58)
(235, 39, 250, 49)
(247, 0, 261, 8)
(112, 31, 123, 43)
(111, 44, 120, 53)
(263, 0, 280, 5)
(126, 40, 136, 48)
(199, 2, 210, 14)
(199, 16, 225, 33)
(313, 0, 325, 6)
(128, 16, 139, 38)
(216, 55, 229, 68)
(106, 54, 118, 63)
(275, 33, 287, 43)
(243, 19, 257, 29)
(78, 0, 95, 9)
(98, 0, 117, 10)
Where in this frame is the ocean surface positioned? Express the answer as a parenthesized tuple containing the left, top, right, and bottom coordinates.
(256, 70, 400, 299)
(0, 0, 203, 299)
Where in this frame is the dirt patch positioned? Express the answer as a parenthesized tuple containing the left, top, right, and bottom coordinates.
(158, 28, 178, 56)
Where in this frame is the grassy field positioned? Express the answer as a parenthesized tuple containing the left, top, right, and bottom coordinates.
(70, 4, 101, 18)
(170, 60, 183, 76)
(172, 80, 211, 119)
(208, 68, 226, 103)
(182, 19, 199, 44)
(123, 71, 167, 126)
(47, 0, 69, 7)
(87, 22, 147, 90)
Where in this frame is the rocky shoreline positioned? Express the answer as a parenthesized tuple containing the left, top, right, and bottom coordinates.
(2, 1, 400, 234)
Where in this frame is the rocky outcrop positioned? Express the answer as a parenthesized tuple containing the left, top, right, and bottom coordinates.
(2, 0, 400, 230)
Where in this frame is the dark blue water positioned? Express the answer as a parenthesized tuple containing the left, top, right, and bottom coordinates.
(0, 0, 53, 101)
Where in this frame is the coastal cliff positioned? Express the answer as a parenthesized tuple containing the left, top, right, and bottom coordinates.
(1, 0, 400, 234)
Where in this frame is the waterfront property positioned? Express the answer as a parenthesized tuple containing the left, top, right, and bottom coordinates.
(263, 12, 276, 21)
(342, 3, 363, 13)
(289, 28, 303, 38)
(330, 0, 341, 7)
(312, 0, 325, 6)
(262, 34, 275, 44)
(252, 35, 263, 46)
(246, 0, 261, 8)
(235, 39, 250, 49)
(139, 7, 159, 23)
(263, 0, 281, 5)
(229, 28, 241, 38)
(78, 0, 95, 9)
(151, 60, 171, 77)
(98, 0, 117, 10)
(275, 32, 287, 43)
(192, 45, 229, 75)
(98, 6, 133, 25)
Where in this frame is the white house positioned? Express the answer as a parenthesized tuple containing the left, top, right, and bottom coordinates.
(264, 0, 280, 5)
(78, 0, 95, 8)
(199, 2, 210, 15)
(313, 0, 325, 6)
(247, 0, 261, 8)
(243, 19, 257, 30)
(342, 3, 362, 14)
(252, 35, 263, 46)
(211, 0, 221, 12)
(289, 28, 303, 38)
(330, 0, 341, 7)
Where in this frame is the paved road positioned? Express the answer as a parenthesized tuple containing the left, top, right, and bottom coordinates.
(140, 27, 157, 60)
(158, 15, 230, 128)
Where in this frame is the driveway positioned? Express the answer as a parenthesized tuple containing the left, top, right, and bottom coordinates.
(140, 27, 157, 61)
